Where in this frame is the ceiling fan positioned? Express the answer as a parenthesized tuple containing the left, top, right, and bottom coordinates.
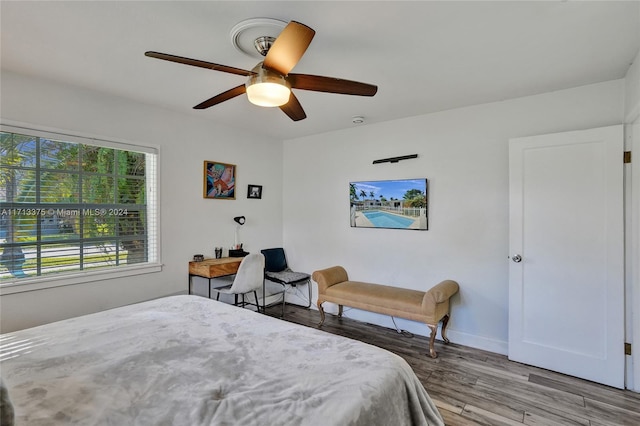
(145, 20, 377, 121)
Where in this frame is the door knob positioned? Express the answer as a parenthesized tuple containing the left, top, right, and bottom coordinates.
(511, 254, 522, 263)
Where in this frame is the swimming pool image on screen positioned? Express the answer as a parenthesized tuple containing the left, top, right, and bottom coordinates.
(349, 178, 428, 230)
(362, 211, 415, 228)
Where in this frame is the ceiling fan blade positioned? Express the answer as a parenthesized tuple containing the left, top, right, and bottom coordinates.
(194, 85, 246, 109)
(279, 92, 307, 121)
(263, 21, 315, 75)
(288, 74, 378, 96)
(145, 51, 253, 77)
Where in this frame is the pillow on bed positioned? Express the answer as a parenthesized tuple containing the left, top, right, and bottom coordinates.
(0, 378, 15, 426)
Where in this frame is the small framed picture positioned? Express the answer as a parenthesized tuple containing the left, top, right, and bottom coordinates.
(247, 184, 262, 199)
(204, 161, 236, 199)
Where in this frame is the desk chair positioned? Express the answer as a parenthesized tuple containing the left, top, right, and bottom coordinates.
(211, 253, 265, 312)
(261, 248, 312, 316)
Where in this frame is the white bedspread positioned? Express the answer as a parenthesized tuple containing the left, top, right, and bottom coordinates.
(0, 295, 443, 425)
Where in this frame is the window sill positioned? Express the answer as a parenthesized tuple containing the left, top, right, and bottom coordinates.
(0, 263, 163, 295)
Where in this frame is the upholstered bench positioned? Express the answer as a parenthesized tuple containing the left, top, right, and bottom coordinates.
(312, 266, 459, 358)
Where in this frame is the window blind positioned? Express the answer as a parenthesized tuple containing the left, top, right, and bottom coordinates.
(0, 125, 159, 283)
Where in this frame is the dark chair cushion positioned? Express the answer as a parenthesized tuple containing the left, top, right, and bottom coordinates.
(261, 248, 287, 272)
(265, 269, 311, 285)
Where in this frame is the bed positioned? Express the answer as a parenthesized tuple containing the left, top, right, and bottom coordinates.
(0, 295, 444, 425)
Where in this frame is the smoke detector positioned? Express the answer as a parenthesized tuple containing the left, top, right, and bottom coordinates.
(352, 116, 365, 124)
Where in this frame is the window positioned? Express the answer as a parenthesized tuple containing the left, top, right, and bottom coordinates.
(0, 125, 158, 284)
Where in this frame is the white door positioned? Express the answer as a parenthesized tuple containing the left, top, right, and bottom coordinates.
(508, 125, 624, 388)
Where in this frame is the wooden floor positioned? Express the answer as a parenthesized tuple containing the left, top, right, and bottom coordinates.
(265, 304, 640, 426)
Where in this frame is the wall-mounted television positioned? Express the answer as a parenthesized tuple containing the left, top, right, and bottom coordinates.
(349, 178, 428, 230)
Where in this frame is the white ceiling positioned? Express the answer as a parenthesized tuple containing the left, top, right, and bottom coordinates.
(1, 1, 639, 140)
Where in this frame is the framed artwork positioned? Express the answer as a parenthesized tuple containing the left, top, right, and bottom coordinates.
(349, 178, 428, 230)
(204, 161, 236, 199)
(247, 184, 262, 199)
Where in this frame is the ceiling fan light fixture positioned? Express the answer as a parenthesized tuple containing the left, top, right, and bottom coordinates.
(246, 82, 291, 107)
(246, 65, 291, 107)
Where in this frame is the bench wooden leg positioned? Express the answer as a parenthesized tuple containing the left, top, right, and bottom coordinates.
(317, 300, 326, 326)
(427, 324, 438, 358)
(441, 314, 451, 344)
(338, 305, 343, 318)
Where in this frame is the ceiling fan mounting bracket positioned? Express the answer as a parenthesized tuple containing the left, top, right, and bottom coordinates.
(253, 36, 276, 56)
(230, 18, 287, 59)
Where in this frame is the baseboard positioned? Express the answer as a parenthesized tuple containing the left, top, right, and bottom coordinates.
(320, 305, 508, 356)
(444, 329, 508, 356)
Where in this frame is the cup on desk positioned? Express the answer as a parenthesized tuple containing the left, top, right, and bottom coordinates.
(214, 247, 222, 259)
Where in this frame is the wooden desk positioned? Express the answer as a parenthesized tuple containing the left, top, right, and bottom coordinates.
(189, 257, 242, 298)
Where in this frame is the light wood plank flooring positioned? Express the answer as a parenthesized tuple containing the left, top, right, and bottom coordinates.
(264, 304, 640, 426)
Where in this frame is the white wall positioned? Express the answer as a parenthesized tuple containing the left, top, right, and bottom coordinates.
(282, 79, 626, 354)
(625, 48, 640, 123)
(0, 71, 284, 332)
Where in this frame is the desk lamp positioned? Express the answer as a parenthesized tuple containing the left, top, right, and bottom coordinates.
(233, 216, 246, 248)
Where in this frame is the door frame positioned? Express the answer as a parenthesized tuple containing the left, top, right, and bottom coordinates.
(630, 115, 640, 392)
